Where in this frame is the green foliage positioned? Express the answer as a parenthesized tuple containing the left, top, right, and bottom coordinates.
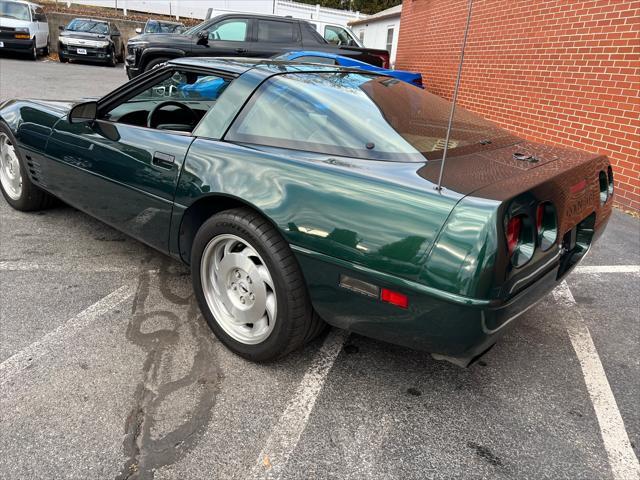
(295, 0, 401, 15)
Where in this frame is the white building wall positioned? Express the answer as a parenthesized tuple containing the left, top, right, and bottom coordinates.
(351, 15, 400, 66)
(65, 0, 364, 24)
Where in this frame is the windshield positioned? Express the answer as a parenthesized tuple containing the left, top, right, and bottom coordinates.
(227, 72, 511, 162)
(145, 21, 184, 33)
(0, 1, 30, 21)
(66, 19, 109, 34)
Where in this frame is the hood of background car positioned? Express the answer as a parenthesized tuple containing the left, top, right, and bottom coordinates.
(59, 31, 110, 41)
(128, 32, 192, 47)
(0, 17, 31, 29)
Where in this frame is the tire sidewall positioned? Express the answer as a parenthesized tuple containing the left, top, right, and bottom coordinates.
(144, 57, 169, 72)
(0, 123, 33, 209)
(191, 213, 303, 361)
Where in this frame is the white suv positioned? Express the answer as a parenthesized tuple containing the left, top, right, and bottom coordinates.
(0, 0, 49, 59)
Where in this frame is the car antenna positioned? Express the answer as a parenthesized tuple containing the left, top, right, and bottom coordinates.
(436, 0, 474, 192)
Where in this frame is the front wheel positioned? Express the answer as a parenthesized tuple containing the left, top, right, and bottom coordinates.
(0, 124, 54, 211)
(144, 57, 169, 72)
(191, 208, 318, 361)
(29, 38, 37, 60)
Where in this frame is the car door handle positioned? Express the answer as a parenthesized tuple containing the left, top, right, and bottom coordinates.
(235, 48, 247, 54)
(152, 152, 175, 169)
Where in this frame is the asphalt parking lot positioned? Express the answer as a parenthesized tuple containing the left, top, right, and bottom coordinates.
(1, 57, 639, 480)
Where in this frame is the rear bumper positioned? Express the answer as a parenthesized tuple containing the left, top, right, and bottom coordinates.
(294, 208, 610, 366)
(0, 37, 33, 53)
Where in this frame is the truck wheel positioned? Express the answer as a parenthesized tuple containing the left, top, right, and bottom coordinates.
(0, 124, 54, 211)
(59, 53, 68, 63)
(43, 37, 50, 56)
(144, 57, 169, 72)
(29, 38, 37, 60)
(191, 208, 314, 362)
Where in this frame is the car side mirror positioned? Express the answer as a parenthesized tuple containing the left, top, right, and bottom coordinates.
(68, 101, 97, 124)
(197, 30, 209, 45)
(58, 25, 65, 31)
(135, 27, 142, 34)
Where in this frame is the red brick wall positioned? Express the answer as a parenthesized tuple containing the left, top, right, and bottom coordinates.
(396, 0, 640, 212)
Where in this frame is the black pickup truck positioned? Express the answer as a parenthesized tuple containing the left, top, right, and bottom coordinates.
(125, 13, 390, 79)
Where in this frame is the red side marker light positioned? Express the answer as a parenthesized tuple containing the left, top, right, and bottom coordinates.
(380, 288, 409, 309)
(570, 179, 587, 194)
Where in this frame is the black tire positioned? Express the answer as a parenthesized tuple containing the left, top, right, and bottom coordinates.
(191, 208, 315, 362)
(144, 56, 169, 72)
(118, 46, 125, 63)
(0, 123, 55, 211)
(29, 38, 37, 60)
(107, 49, 117, 67)
(59, 53, 68, 63)
(43, 37, 50, 56)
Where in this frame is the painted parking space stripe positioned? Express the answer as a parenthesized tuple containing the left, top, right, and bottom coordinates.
(0, 260, 157, 274)
(574, 265, 640, 275)
(0, 284, 134, 387)
(251, 328, 349, 479)
(554, 282, 640, 480)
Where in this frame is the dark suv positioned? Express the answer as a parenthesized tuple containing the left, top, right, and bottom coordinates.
(125, 13, 389, 79)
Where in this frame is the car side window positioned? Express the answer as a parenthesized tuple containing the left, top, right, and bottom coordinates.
(257, 20, 295, 43)
(208, 19, 248, 42)
(34, 7, 46, 22)
(226, 73, 419, 160)
(324, 26, 355, 46)
(104, 70, 232, 130)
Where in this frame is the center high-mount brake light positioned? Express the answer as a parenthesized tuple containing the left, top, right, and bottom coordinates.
(506, 216, 522, 257)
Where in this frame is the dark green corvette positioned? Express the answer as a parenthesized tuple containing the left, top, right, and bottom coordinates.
(0, 58, 613, 366)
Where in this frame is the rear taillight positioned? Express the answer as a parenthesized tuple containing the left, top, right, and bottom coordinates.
(371, 52, 390, 69)
(506, 215, 522, 257)
(505, 213, 535, 267)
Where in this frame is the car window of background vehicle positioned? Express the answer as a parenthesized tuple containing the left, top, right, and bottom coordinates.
(257, 20, 295, 43)
(0, 1, 30, 21)
(208, 19, 248, 42)
(66, 19, 109, 35)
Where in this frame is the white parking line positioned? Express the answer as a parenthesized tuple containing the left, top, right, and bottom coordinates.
(0, 284, 134, 387)
(251, 329, 349, 480)
(574, 265, 640, 275)
(553, 282, 640, 480)
(0, 260, 154, 274)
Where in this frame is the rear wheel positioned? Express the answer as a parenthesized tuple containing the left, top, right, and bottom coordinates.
(43, 36, 50, 56)
(0, 124, 54, 211)
(191, 208, 318, 361)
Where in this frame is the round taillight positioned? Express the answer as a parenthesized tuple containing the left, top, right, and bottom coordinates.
(505, 214, 535, 267)
(506, 216, 522, 256)
(607, 166, 614, 197)
(599, 171, 608, 205)
(536, 202, 558, 251)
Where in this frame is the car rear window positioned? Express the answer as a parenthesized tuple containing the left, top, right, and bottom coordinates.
(226, 72, 510, 162)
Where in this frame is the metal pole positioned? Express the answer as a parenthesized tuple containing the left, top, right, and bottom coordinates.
(435, 0, 474, 192)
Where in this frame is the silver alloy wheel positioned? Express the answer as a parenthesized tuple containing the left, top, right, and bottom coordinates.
(0, 133, 23, 201)
(201, 234, 277, 345)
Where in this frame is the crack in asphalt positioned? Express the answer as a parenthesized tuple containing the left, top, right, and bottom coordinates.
(116, 260, 223, 480)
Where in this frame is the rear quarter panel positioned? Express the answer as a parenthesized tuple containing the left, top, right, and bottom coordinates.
(174, 139, 463, 282)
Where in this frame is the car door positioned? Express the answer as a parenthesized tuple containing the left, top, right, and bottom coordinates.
(247, 19, 301, 58)
(192, 17, 253, 58)
(43, 68, 229, 252)
(31, 5, 47, 48)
